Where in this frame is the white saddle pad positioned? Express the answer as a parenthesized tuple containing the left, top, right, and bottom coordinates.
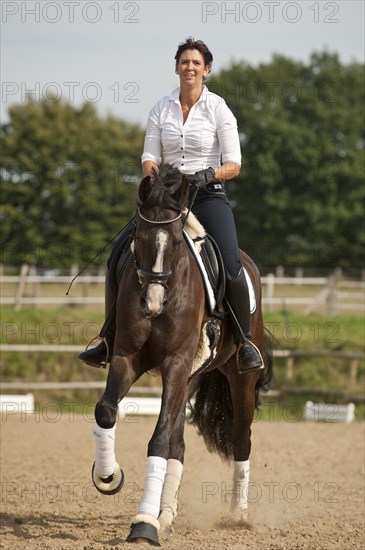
(184, 231, 256, 314)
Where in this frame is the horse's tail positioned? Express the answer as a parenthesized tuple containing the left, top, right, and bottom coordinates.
(188, 328, 275, 462)
(188, 368, 234, 462)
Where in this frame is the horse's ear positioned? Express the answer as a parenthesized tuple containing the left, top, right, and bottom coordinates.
(180, 175, 191, 208)
(138, 176, 152, 203)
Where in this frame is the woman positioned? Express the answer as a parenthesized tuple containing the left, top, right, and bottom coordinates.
(79, 37, 262, 373)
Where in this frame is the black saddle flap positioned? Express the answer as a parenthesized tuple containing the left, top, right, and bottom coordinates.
(193, 234, 226, 317)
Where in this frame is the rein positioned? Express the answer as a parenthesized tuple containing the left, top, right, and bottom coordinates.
(182, 185, 199, 230)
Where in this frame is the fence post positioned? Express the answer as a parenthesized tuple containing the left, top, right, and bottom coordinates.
(285, 355, 294, 384)
(28, 265, 40, 308)
(326, 274, 337, 316)
(295, 267, 303, 284)
(14, 264, 29, 312)
(348, 359, 359, 391)
(70, 264, 79, 277)
(266, 273, 275, 313)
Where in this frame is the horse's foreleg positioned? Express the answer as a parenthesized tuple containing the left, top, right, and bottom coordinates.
(127, 360, 191, 545)
(92, 354, 139, 495)
(224, 366, 259, 523)
(158, 409, 186, 537)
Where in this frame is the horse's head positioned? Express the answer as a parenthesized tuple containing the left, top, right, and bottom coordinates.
(133, 165, 190, 318)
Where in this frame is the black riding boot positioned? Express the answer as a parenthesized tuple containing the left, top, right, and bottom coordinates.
(225, 268, 264, 374)
(79, 268, 116, 369)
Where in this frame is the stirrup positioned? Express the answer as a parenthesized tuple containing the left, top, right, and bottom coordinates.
(236, 340, 264, 374)
(80, 336, 111, 368)
(86, 336, 110, 359)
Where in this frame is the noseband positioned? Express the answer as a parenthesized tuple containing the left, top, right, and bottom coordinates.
(134, 208, 182, 288)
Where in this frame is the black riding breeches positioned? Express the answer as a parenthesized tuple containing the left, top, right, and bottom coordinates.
(191, 183, 242, 279)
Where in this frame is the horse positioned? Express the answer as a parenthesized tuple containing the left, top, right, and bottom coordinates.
(91, 165, 273, 545)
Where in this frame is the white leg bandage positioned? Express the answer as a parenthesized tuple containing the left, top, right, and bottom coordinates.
(159, 459, 183, 525)
(231, 460, 250, 513)
(137, 456, 167, 518)
(93, 424, 116, 478)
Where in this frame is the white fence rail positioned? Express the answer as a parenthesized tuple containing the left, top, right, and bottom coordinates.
(0, 395, 358, 422)
(0, 345, 364, 401)
(1, 265, 364, 314)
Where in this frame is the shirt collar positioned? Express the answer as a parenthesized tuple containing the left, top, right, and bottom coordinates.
(169, 85, 207, 104)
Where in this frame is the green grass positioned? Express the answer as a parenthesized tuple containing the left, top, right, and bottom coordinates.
(264, 310, 364, 353)
(262, 310, 364, 397)
(1, 306, 364, 417)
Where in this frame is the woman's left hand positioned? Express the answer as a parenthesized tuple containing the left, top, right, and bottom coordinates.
(189, 167, 216, 189)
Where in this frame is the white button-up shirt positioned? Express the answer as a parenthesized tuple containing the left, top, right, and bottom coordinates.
(141, 86, 241, 175)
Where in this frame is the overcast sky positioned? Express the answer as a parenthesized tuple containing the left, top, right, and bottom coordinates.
(1, 0, 364, 126)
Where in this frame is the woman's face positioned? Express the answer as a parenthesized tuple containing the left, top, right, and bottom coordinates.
(175, 48, 210, 86)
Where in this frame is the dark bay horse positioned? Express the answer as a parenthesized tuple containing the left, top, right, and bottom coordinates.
(92, 165, 273, 545)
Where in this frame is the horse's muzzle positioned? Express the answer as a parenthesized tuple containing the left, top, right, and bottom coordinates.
(137, 267, 171, 318)
(140, 283, 168, 318)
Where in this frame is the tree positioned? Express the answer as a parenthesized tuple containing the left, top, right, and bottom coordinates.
(208, 52, 364, 272)
(2, 52, 364, 272)
(1, 98, 145, 268)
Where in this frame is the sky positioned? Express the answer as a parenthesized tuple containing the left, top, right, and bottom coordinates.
(1, 0, 364, 127)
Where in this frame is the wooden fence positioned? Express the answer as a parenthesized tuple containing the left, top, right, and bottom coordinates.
(1, 264, 364, 314)
(0, 344, 363, 402)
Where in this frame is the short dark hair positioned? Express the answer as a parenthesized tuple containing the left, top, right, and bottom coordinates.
(174, 37, 213, 70)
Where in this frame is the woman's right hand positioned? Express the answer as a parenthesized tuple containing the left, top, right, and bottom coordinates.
(142, 160, 159, 180)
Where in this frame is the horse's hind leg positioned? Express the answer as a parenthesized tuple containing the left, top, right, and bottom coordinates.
(223, 364, 260, 523)
(92, 354, 139, 495)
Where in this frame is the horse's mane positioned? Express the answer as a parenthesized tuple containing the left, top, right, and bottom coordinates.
(138, 164, 188, 212)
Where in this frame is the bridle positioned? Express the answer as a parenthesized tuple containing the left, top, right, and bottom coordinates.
(137, 208, 182, 225)
(133, 207, 183, 289)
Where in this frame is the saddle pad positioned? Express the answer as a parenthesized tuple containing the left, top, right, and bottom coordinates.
(245, 267, 257, 314)
(183, 231, 256, 315)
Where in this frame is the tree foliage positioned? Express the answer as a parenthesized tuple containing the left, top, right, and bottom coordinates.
(1, 52, 364, 272)
(1, 98, 144, 268)
(208, 51, 364, 271)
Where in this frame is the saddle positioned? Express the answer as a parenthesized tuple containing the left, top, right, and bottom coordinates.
(109, 224, 256, 319)
(106, 220, 256, 377)
(183, 231, 226, 319)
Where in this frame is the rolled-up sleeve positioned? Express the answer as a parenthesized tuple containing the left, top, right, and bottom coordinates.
(215, 102, 242, 166)
(141, 102, 162, 166)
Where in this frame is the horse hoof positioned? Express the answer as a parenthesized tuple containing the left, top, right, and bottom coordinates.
(158, 511, 174, 538)
(126, 522, 160, 546)
(226, 509, 251, 528)
(91, 462, 124, 495)
(160, 524, 174, 538)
